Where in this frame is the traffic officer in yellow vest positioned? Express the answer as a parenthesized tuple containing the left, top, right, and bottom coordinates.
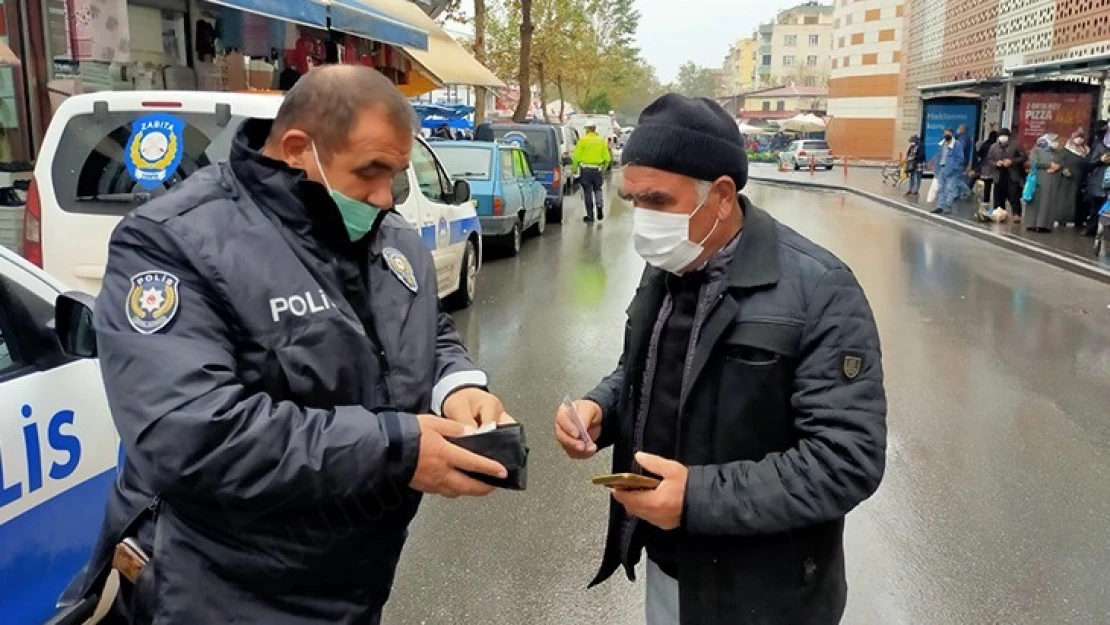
(573, 124, 613, 222)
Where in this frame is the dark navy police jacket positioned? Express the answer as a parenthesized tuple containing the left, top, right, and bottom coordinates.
(59, 120, 487, 624)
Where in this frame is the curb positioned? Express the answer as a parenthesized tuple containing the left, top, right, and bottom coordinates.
(750, 175, 1110, 285)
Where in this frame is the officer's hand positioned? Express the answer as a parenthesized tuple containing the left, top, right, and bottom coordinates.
(442, 387, 510, 428)
(555, 400, 602, 460)
(410, 415, 507, 499)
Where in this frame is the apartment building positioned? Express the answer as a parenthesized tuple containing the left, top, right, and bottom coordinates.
(766, 2, 835, 89)
(722, 37, 759, 96)
(826, 0, 906, 159)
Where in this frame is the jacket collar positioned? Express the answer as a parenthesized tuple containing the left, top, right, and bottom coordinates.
(725, 196, 780, 289)
(229, 119, 351, 249)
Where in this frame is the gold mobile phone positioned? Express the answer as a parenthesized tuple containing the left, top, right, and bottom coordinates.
(592, 473, 661, 491)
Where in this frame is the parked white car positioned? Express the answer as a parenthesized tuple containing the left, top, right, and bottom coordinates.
(0, 244, 118, 624)
(24, 91, 481, 308)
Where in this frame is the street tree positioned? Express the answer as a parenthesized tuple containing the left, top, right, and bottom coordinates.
(673, 61, 719, 99)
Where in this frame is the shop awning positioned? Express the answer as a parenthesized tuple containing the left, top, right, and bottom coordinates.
(919, 78, 1006, 98)
(205, 0, 329, 29)
(1007, 52, 1110, 81)
(362, 0, 504, 95)
(328, 0, 429, 51)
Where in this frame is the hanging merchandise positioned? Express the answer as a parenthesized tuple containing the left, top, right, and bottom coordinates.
(69, 0, 130, 63)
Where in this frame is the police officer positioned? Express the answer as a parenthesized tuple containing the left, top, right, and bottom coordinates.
(573, 123, 612, 222)
(61, 66, 510, 624)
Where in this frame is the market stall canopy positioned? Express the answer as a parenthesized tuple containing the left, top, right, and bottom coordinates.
(414, 103, 474, 130)
(0, 41, 19, 67)
(738, 122, 769, 135)
(364, 0, 504, 96)
(204, 0, 329, 29)
(328, 0, 429, 51)
(775, 113, 826, 133)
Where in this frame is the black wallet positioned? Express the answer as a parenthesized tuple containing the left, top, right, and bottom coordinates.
(447, 423, 529, 491)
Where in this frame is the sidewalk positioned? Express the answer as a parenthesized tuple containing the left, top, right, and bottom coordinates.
(748, 163, 1110, 283)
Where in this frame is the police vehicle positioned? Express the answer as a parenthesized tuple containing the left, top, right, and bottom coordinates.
(24, 92, 481, 308)
(0, 243, 117, 624)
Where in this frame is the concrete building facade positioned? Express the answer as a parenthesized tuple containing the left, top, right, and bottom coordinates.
(826, 0, 906, 160)
(722, 37, 759, 96)
(767, 2, 836, 88)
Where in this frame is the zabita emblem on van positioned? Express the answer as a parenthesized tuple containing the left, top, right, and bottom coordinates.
(383, 247, 418, 293)
(127, 270, 181, 334)
(124, 113, 186, 191)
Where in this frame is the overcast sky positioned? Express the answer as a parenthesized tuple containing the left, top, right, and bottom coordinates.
(443, 0, 818, 84)
(635, 0, 812, 83)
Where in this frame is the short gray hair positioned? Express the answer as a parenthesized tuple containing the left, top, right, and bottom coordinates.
(270, 65, 416, 155)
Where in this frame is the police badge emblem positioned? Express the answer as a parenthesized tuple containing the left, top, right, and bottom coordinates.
(383, 247, 418, 293)
(842, 353, 863, 381)
(127, 270, 181, 334)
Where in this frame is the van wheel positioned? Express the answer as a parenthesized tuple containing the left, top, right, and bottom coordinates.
(793, 160, 800, 171)
(502, 220, 523, 256)
(548, 201, 564, 224)
(446, 238, 478, 310)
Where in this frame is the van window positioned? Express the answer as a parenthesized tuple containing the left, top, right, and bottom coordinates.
(411, 140, 449, 201)
(0, 314, 15, 375)
(477, 125, 556, 169)
(51, 112, 251, 216)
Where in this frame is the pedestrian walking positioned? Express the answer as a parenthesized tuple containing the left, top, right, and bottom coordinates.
(986, 128, 1025, 220)
(1060, 130, 1090, 226)
(955, 123, 975, 200)
(905, 134, 925, 196)
(573, 123, 613, 222)
(1083, 121, 1110, 236)
(555, 94, 887, 625)
(931, 128, 966, 215)
(60, 66, 512, 625)
(975, 130, 999, 204)
(1026, 133, 1064, 232)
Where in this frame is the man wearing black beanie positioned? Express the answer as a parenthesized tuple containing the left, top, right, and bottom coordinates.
(555, 93, 887, 625)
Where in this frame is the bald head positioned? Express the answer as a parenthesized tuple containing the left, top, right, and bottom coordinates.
(270, 65, 416, 156)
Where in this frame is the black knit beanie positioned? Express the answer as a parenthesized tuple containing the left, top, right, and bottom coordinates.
(621, 93, 748, 190)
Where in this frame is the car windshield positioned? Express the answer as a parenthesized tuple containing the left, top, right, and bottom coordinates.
(480, 126, 556, 169)
(50, 110, 253, 216)
(433, 146, 494, 180)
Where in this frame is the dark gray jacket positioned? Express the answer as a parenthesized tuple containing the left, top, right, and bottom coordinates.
(586, 201, 887, 625)
(1087, 140, 1110, 199)
(59, 120, 486, 624)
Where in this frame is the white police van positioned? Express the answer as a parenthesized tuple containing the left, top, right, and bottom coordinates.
(0, 244, 117, 624)
(24, 91, 481, 308)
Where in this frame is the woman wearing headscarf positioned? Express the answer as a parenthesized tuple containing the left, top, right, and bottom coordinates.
(975, 130, 999, 204)
(1025, 133, 1063, 232)
(1059, 129, 1090, 226)
(1083, 121, 1110, 236)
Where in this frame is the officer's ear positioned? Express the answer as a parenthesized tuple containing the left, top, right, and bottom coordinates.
(277, 129, 314, 171)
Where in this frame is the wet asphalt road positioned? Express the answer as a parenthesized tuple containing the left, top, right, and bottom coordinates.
(384, 175, 1110, 625)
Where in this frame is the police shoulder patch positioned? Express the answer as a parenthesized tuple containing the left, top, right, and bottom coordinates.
(841, 351, 864, 381)
(383, 247, 418, 293)
(127, 270, 181, 334)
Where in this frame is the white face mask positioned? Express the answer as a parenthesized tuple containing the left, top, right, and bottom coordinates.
(998, 136, 1009, 145)
(632, 192, 719, 274)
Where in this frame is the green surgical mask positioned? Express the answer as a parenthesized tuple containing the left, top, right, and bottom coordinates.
(312, 142, 381, 241)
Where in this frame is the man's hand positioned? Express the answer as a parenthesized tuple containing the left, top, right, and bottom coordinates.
(610, 452, 688, 531)
(1048, 162, 1061, 173)
(442, 387, 510, 428)
(409, 415, 507, 499)
(555, 399, 603, 459)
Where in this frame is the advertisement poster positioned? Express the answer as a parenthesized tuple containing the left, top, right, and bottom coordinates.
(1016, 91, 1094, 152)
(921, 100, 980, 164)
